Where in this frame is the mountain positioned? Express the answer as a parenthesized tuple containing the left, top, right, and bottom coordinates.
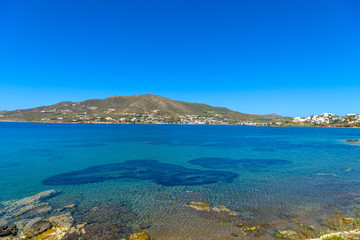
(258, 113, 283, 119)
(0, 94, 291, 124)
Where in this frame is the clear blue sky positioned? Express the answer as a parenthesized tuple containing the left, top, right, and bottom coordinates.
(1, 0, 359, 117)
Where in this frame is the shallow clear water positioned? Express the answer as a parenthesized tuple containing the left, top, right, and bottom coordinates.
(1, 123, 360, 239)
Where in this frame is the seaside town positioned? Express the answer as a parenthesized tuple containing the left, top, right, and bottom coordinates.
(2, 107, 360, 127)
(32, 110, 275, 126)
(293, 113, 360, 127)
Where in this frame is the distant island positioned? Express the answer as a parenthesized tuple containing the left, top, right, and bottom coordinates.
(0, 95, 359, 127)
(0, 94, 289, 125)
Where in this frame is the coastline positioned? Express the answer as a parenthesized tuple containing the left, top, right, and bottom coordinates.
(1, 120, 360, 128)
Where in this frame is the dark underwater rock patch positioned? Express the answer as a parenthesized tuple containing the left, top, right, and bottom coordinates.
(42, 160, 238, 186)
(188, 157, 291, 169)
(0, 224, 17, 237)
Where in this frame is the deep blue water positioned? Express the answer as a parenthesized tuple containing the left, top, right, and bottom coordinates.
(1, 123, 360, 239)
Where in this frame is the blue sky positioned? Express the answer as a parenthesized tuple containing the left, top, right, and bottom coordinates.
(0, 0, 359, 117)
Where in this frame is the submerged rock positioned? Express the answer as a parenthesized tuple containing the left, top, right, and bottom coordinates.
(310, 229, 360, 240)
(68, 222, 87, 236)
(343, 217, 357, 225)
(0, 190, 60, 226)
(22, 219, 52, 238)
(139, 223, 151, 230)
(49, 212, 74, 231)
(0, 190, 60, 215)
(218, 205, 230, 211)
(0, 190, 138, 240)
(0, 224, 17, 237)
(186, 201, 239, 220)
(0, 188, 81, 240)
(0, 213, 74, 240)
(128, 231, 150, 240)
(43, 160, 238, 187)
(12, 213, 74, 240)
(244, 226, 259, 231)
(64, 204, 75, 209)
(186, 201, 211, 211)
(212, 205, 238, 216)
(275, 229, 299, 240)
(235, 222, 244, 227)
(237, 224, 266, 237)
(65, 203, 135, 239)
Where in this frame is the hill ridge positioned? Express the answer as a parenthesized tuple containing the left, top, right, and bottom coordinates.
(0, 94, 291, 124)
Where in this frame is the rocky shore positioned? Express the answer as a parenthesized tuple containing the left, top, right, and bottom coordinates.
(310, 229, 360, 240)
(2, 191, 360, 240)
(0, 190, 151, 240)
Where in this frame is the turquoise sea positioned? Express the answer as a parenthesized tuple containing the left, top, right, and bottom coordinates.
(1, 123, 360, 239)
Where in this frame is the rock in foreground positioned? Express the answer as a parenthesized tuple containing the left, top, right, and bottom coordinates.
(0, 190, 60, 226)
(128, 231, 151, 240)
(186, 201, 211, 211)
(274, 229, 299, 239)
(0, 224, 17, 237)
